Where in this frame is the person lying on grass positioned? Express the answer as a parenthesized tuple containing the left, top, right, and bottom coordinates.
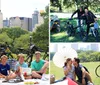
(31, 51, 49, 79)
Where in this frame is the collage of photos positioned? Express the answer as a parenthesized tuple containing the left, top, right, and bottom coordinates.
(50, 0, 100, 85)
(0, 0, 100, 85)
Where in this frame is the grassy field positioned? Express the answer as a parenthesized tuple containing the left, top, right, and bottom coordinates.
(50, 61, 100, 85)
(50, 18, 100, 42)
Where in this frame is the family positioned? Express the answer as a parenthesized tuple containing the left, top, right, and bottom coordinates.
(0, 51, 49, 80)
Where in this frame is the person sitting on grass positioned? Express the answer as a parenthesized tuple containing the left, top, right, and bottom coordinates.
(6, 53, 31, 80)
(63, 58, 75, 81)
(0, 55, 10, 78)
(31, 51, 49, 79)
(73, 58, 93, 85)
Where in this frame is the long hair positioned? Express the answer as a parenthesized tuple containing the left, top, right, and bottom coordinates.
(63, 58, 71, 67)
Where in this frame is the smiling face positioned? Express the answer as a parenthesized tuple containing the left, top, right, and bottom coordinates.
(1, 56, 8, 65)
(35, 53, 41, 61)
(19, 56, 24, 64)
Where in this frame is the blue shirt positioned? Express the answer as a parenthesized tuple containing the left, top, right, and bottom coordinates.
(94, 22, 99, 29)
(15, 62, 28, 70)
(0, 63, 10, 76)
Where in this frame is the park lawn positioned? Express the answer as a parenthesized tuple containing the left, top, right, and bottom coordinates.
(50, 61, 100, 85)
(50, 18, 100, 42)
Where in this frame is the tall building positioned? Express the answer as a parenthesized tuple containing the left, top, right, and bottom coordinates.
(9, 17, 32, 31)
(91, 44, 99, 51)
(32, 9, 44, 31)
(0, 0, 3, 28)
(3, 18, 9, 28)
(32, 10, 39, 30)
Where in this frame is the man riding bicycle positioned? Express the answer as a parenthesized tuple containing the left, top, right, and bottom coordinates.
(71, 6, 85, 29)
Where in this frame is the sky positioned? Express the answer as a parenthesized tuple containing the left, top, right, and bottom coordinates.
(50, 43, 100, 52)
(1, 0, 49, 19)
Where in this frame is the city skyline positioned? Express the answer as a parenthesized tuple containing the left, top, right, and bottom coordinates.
(1, 0, 49, 19)
(50, 43, 100, 52)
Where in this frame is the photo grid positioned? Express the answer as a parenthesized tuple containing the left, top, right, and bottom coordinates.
(50, 0, 100, 85)
(0, 0, 100, 85)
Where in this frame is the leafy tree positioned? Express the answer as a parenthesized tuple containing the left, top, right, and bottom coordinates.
(0, 32, 12, 44)
(32, 6, 49, 52)
(14, 34, 30, 51)
(50, 0, 63, 12)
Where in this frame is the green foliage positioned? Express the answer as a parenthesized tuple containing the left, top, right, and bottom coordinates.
(0, 32, 12, 44)
(5, 27, 28, 40)
(50, 0, 100, 12)
(50, 50, 100, 62)
(14, 34, 30, 50)
(32, 20, 49, 52)
(32, 6, 49, 52)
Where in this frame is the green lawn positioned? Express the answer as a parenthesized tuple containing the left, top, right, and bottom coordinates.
(50, 61, 100, 85)
(50, 18, 100, 42)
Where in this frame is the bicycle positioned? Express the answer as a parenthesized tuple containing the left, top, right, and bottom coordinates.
(65, 18, 86, 41)
(95, 65, 100, 77)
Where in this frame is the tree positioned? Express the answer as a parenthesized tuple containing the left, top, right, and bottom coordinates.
(50, 0, 63, 12)
(14, 34, 30, 51)
(63, 0, 100, 12)
(0, 32, 12, 44)
(32, 6, 49, 52)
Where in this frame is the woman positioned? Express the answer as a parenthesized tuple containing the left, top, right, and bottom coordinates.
(63, 58, 75, 81)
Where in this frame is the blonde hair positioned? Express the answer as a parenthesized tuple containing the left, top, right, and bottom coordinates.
(35, 51, 41, 55)
(17, 53, 25, 59)
(1, 55, 8, 59)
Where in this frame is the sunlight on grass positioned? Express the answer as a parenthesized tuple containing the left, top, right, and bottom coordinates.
(52, 32, 66, 37)
(69, 37, 75, 40)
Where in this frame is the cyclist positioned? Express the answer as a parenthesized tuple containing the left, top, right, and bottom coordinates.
(83, 6, 97, 41)
(71, 6, 85, 29)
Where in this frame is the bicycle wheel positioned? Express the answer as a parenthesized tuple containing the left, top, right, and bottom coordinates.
(95, 65, 100, 77)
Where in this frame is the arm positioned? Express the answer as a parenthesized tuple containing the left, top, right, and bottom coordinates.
(64, 66, 70, 76)
(73, 71, 76, 81)
(81, 67, 86, 85)
(0, 73, 6, 78)
(71, 10, 78, 18)
(90, 11, 97, 18)
(40, 60, 49, 73)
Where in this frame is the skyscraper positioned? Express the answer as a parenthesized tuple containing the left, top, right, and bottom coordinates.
(0, 0, 3, 28)
(32, 9, 44, 31)
(32, 9, 39, 30)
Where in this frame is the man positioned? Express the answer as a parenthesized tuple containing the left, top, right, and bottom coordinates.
(0, 55, 10, 78)
(73, 58, 93, 85)
(83, 6, 97, 41)
(31, 51, 49, 79)
(71, 6, 85, 28)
